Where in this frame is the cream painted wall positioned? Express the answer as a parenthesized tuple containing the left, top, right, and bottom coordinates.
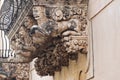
(88, 0, 113, 19)
(89, 0, 120, 80)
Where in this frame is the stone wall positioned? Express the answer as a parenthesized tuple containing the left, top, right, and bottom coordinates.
(54, 53, 87, 80)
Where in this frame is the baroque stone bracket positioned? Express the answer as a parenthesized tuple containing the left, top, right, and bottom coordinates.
(10, 0, 89, 76)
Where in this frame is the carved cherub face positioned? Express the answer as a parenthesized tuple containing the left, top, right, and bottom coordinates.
(24, 17, 32, 29)
(33, 6, 45, 20)
(24, 16, 37, 29)
(19, 27, 26, 38)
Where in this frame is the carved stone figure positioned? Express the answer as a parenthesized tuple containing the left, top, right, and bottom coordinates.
(31, 0, 88, 76)
(24, 15, 37, 29)
(10, 16, 38, 62)
(10, 0, 88, 76)
(33, 6, 47, 27)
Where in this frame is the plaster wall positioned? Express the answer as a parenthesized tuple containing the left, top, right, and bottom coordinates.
(89, 0, 120, 80)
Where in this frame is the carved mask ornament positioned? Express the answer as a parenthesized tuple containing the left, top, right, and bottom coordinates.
(31, 0, 89, 76)
(11, 0, 89, 76)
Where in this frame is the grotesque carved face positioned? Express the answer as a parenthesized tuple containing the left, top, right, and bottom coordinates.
(19, 27, 26, 38)
(33, 6, 45, 20)
(24, 17, 33, 30)
(24, 17, 31, 28)
(24, 16, 37, 29)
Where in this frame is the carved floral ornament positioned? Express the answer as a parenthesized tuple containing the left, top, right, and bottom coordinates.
(10, 0, 88, 76)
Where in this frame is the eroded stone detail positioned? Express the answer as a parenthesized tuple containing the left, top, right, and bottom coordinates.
(32, 1, 88, 76)
(2, 63, 29, 80)
(10, 15, 38, 62)
(10, 0, 88, 76)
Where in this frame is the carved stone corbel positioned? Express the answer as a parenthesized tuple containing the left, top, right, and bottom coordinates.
(10, 0, 89, 76)
(31, 0, 88, 76)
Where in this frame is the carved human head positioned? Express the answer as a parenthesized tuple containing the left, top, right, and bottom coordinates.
(19, 26, 26, 38)
(24, 15, 37, 29)
(33, 6, 46, 20)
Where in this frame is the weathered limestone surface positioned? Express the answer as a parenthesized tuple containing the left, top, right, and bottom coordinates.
(10, 15, 38, 62)
(2, 63, 29, 80)
(10, 0, 89, 79)
(54, 53, 87, 80)
(32, 0, 88, 77)
(2, 0, 120, 80)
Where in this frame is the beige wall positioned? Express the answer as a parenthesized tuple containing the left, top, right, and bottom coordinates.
(88, 0, 120, 80)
